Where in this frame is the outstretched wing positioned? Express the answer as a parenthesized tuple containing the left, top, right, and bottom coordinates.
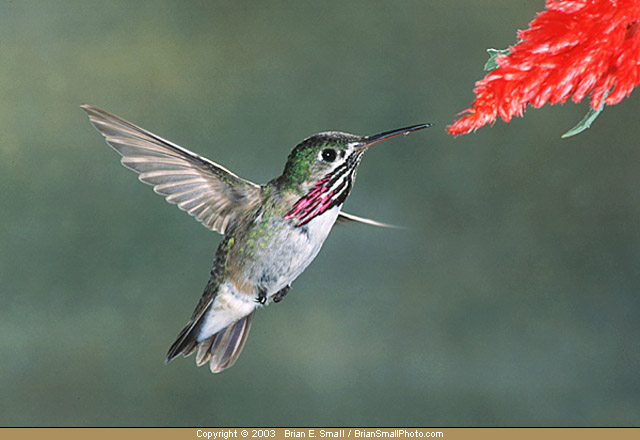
(82, 105, 261, 235)
(336, 211, 400, 228)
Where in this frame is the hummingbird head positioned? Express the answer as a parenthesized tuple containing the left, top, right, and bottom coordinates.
(279, 123, 431, 226)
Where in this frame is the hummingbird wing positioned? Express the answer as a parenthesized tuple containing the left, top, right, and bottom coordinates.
(82, 105, 261, 235)
(336, 211, 400, 228)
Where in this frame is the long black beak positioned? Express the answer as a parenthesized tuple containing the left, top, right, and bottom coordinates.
(357, 123, 432, 150)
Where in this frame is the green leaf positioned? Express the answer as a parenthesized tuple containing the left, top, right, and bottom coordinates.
(484, 48, 509, 71)
(561, 89, 610, 139)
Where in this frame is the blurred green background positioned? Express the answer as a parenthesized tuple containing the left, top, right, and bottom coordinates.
(1, 0, 638, 427)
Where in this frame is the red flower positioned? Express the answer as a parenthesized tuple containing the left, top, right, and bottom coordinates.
(448, 0, 640, 136)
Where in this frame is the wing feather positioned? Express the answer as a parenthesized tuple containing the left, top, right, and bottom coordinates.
(82, 105, 261, 234)
(335, 211, 400, 229)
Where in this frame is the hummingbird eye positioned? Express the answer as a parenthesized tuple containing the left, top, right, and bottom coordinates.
(321, 148, 337, 162)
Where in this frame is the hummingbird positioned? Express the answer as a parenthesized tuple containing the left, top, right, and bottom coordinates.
(82, 105, 430, 373)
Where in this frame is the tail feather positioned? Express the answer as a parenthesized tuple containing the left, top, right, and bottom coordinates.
(165, 311, 255, 373)
(195, 337, 214, 366)
(208, 312, 254, 373)
(164, 320, 199, 365)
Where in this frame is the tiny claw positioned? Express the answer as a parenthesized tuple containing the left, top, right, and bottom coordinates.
(272, 285, 291, 303)
(256, 289, 267, 305)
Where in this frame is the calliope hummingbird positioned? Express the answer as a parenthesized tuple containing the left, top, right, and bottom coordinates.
(82, 105, 430, 373)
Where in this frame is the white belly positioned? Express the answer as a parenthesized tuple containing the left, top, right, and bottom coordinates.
(244, 206, 341, 295)
(197, 206, 341, 341)
(198, 280, 257, 339)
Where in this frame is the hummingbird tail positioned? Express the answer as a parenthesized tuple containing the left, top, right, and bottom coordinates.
(164, 311, 255, 374)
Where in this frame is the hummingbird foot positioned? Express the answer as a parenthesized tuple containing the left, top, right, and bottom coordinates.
(255, 288, 268, 305)
(272, 285, 291, 303)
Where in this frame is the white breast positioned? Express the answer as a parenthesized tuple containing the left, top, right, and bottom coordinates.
(197, 206, 341, 342)
(246, 206, 341, 296)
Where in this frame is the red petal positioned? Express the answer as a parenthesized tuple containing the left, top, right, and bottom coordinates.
(449, 0, 640, 135)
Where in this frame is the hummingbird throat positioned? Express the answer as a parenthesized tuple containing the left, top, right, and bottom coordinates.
(285, 153, 362, 226)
